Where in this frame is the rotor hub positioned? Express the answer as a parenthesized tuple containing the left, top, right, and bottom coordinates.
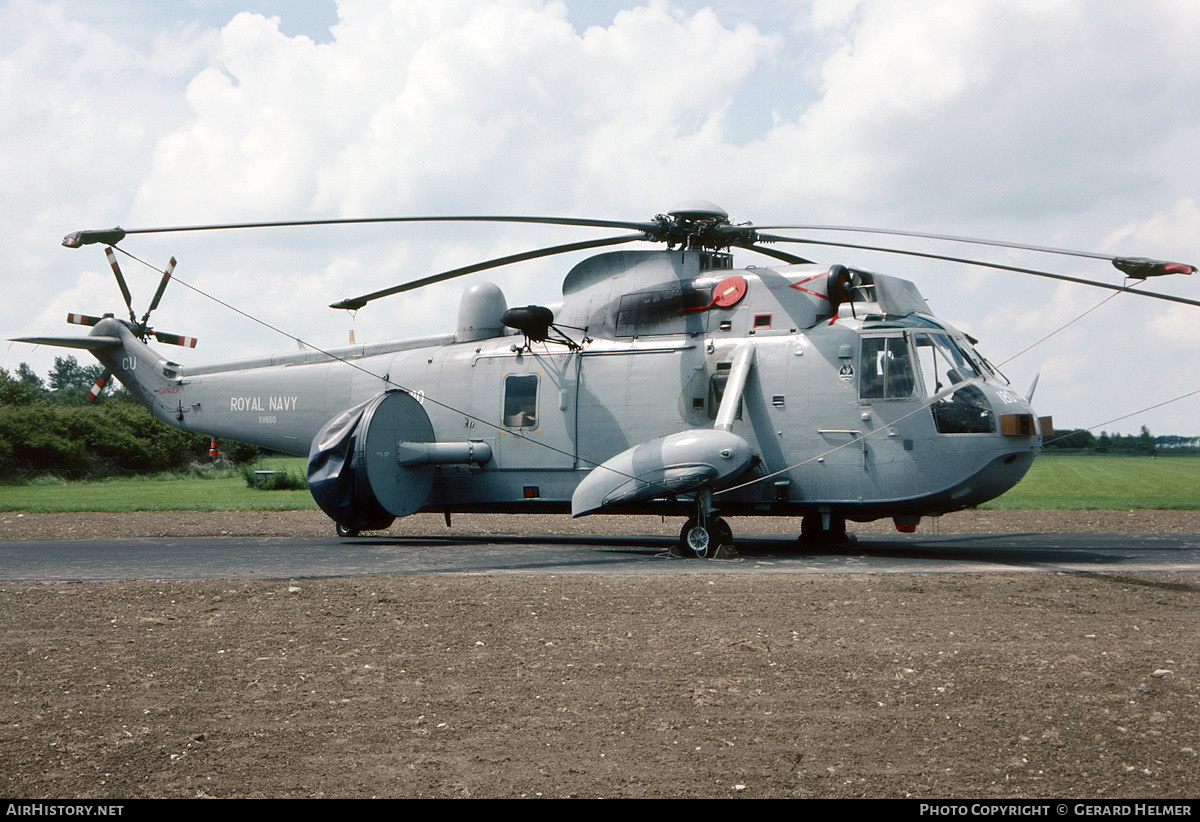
(666, 200, 728, 222)
(652, 201, 756, 251)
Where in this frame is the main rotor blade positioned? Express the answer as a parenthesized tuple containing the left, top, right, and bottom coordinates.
(330, 234, 647, 310)
(743, 223, 1119, 262)
(736, 243, 813, 265)
(65, 215, 661, 247)
(757, 233, 1200, 309)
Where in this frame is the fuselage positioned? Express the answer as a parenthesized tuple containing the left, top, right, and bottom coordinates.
(87, 249, 1045, 527)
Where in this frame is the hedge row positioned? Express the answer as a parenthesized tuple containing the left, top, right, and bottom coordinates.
(0, 403, 258, 479)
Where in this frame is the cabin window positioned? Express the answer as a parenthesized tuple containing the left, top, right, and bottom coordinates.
(503, 374, 538, 428)
(859, 336, 914, 400)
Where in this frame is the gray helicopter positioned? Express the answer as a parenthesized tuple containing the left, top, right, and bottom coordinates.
(16, 202, 1197, 555)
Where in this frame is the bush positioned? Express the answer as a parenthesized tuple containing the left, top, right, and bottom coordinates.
(0, 403, 259, 480)
(241, 466, 309, 491)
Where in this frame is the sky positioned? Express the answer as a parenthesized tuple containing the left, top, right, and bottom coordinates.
(2, 0, 1199, 436)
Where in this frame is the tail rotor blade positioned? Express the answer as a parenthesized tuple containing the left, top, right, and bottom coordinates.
(105, 247, 136, 322)
(67, 313, 105, 327)
(152, 330, 198, 348)
(142, 256, 176, 322)
(86, 370, 111, 403)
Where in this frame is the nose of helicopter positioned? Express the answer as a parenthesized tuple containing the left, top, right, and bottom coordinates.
(944, 380, 1046, 507)
(944, 444, 1039, 509)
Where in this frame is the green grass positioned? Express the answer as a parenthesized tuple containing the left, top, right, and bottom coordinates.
(0, 456, 316, 513)
(983, 454, 1200, 510)
(2, 454, 1199, 514)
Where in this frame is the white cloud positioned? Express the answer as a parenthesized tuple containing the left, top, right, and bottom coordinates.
(131, 0, 777, 222)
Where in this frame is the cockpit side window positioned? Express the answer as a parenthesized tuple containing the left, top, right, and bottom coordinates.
(913, 332, 994, 433)
(860, 336, 915, 400)
(913, 332, 980, 396)
(503, 373, 538, 429)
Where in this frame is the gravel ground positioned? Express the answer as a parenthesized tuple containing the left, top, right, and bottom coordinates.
(1, 509, 1198, 799)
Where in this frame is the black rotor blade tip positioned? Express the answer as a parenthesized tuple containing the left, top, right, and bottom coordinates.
(1113, 256, 1197, 279)
(62, 228, 127, 248)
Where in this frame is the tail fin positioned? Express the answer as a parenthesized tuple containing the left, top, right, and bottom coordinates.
(12, 318, 182, 426)
(89, 319, 182, 424)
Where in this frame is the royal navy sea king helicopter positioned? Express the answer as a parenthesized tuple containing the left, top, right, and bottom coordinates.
(16, 202, 1198, 554)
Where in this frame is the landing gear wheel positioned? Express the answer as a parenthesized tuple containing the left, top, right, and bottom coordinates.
(335, 523, 360, 538)
(677, 516, 732, 558)
(685, 522, 711, 557)
(799, 513, 853, 544)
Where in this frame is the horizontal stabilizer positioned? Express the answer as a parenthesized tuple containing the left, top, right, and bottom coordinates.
(10, 335, 122, 351)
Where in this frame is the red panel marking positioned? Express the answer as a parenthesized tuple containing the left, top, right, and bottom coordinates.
(789, 272, 831, 301)
(712, 276, 747, 307)
(680, 275, 748, 313)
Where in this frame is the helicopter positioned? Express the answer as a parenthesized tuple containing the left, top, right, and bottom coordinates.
(13, 201, 1198, 555)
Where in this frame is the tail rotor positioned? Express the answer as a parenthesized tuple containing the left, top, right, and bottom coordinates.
(68, 248, 198, 401)
(86, 371, 111, 403)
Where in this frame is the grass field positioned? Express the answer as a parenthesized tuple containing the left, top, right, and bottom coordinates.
(982, 453, 1200, 510)
(0, 456, 315, 514)
(1, 454, 1198, 513)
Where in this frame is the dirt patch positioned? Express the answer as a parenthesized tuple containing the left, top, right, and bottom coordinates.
(1, 510, 1198, 798)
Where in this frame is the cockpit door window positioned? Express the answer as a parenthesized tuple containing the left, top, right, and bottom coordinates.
(860, 335, 915, 400)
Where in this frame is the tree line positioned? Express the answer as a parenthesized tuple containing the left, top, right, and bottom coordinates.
(0, 356, 257, 479)
(1033, 426, 1193, 454)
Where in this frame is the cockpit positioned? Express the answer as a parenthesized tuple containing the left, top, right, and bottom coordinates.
(859, 315, 1006, 434)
